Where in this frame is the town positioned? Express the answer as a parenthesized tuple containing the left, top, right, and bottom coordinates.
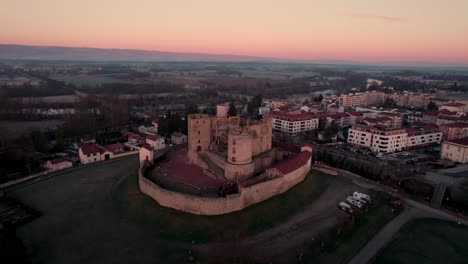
(1, 1, 468, 262)
(1, 59, 467, 263)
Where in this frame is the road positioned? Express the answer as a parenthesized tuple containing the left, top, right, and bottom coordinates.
(319, 164, 468, 264)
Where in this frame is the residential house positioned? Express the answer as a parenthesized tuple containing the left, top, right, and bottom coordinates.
(78, 144, 102, 164)
(440, 137, 468, 163)
(171, 132, 187, 145)
(146, 134, 166, 150)
(44, 157, 73, 172)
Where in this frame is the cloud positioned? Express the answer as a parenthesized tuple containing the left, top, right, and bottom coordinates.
(344, 12, 408, 22)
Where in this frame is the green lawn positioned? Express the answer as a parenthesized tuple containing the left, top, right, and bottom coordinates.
(301, 199, 401, 264)
(374, 218, 468, 264)
(112, 169, 335, 243)
(6, 156, 336, 263)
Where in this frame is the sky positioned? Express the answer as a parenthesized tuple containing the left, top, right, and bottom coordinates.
(1, 0, 468, 64)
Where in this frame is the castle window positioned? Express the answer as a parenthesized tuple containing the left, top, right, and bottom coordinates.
(232, 157, 236, 162)
(198, 130, 200, 134)
(232, 147, 236, 154)
(232, 139, 236, 145)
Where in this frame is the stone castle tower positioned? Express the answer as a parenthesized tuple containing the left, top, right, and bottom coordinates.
(225, 131, 255, 181)
(187, 114, 212, 163)
(186, 107, 273, 182)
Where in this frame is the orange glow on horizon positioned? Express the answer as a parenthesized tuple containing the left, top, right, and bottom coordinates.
(1, 0, 468, 64)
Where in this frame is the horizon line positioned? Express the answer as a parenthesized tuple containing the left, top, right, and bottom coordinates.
(1, 42, 468, 68)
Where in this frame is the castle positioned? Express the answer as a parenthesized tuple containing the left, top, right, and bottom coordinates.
(187, 110, 272, 182)
(138, 104, 313, 215)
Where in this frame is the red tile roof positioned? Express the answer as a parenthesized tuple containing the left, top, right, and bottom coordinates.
(439, 109, 458, 116)
(347, 111, 363, 117)
(446, 137, 468, 146)
(379, 112, 401, 117)
(270, 151, 311, 174)
(273, 141, 301, 153)
(146, 134, 162, 141)
(327, 112, 348, 119)
(129, 134, 143, 141)
(80, 144, 101, 155)
(444, 102, 465, 107)
(270, 110, 318, 121)
(440, 122, 468, 128)
(406, 124, 439, 133)
(104, 143, 124, 153)
(48, 157, 70, 165)
(141, 143, 153, 151)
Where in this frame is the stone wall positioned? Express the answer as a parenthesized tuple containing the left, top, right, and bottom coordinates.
(253, 148, 282, 174)
(138, 151, 311, 215)
(139, 167, 244, 215)
(204, 151, 226, 169)
(242, 157, 310, 207)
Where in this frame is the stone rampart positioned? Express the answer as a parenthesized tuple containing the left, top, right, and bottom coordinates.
(138, 152, 311, 215)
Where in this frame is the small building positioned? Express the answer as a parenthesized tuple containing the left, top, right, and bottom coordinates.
(138, 125, 158, 135)
(440, 137, 468, 163)
(100, 143, 125, 160)
(78, 144, 102, 164)
(128, 134, 144, 144)
(146, 134, 165, 150)
(44, 157, 73, 172)
(171, 132, 187, 145)
(440, 102, 466, 114)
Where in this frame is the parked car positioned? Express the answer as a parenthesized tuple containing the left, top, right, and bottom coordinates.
(338, 202, 354, 213)
(346, 196, 364, 208)
(353, 191, 371, 203)
(376, 153, 383, 158)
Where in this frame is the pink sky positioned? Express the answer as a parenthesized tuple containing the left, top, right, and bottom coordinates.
(1, 0, 468, 64)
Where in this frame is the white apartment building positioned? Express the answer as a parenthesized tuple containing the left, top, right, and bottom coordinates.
(270, 111, 319, 135)
(348, 124, 441, 153)
(385, 92, 434, 109)
(339, 91, 385, 109)
(340, 93, 368, 108)
(406, 125, 442, 149)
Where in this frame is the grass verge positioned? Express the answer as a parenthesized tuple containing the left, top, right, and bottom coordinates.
(373, 218, 468, 264)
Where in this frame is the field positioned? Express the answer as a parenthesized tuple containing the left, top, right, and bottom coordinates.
(49, 74, 130, 87)
(374, 218, 468, 264)
(6, 154, 347, 263)
(0, 120, 64, 139)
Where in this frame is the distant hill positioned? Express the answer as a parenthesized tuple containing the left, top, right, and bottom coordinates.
(0, 44, 274, 62)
